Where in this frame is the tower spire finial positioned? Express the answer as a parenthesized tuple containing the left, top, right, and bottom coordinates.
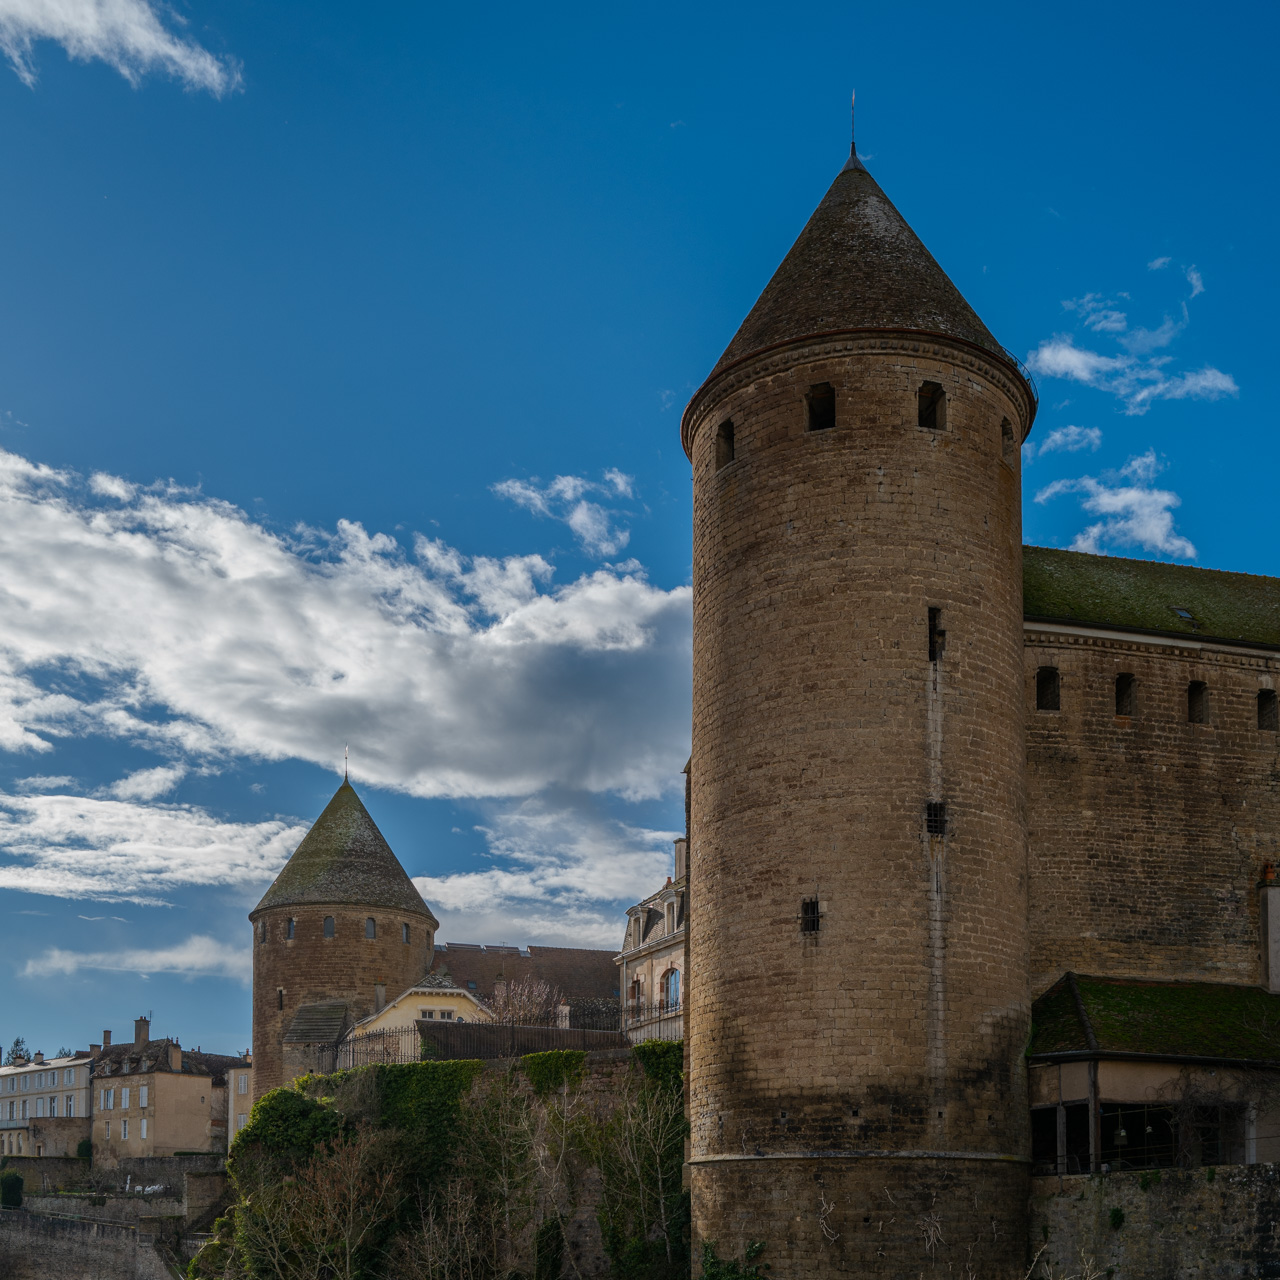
(842, 89, 867, 173)
(344, 744, 349, 783)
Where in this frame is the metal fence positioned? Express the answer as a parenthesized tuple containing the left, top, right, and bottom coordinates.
(621, 1000, 683, 1044)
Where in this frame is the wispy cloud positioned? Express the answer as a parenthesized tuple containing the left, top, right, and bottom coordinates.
(0, 0, 241, 95)
(0, 791, 305, 904)
(415, 799, 676, 950)
(493, 470, 635, 558)
(1029, 268, 1234, 414)
(1024, 424, 1102, 463)
(23, 934, 250, 982)
(108, 765, 185, 802)
(1034, 450, 1195, 559)
(0, 449, 690, 802)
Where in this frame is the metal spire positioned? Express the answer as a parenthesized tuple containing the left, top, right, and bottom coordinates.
(842, 89, 867, 173)
(344, 744, 349, 782)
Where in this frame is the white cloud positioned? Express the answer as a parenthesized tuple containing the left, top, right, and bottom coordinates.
(1186, 265, 1204, 298)
(16, 774, 75, 790)
(0, 0, 241, 95)
(0, 790, 305, 904)
(1148, 256, 1171, 271)
(22, 934, 250, 982)
(0, 448, 690, 801)
(1027, 336, 1237, 416)
(1063, 293, 1128, 334)
(417, 799, 676, 950)
(1026, 425, 1102, 461)
(494, 471, 636, 558)
(108, 764, 185, 801)
(1034, 450, 1195, 559)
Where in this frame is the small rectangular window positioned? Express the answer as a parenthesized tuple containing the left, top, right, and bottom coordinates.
(365, 917, 377, 939)
(287, 918, 295, 939)
(238, 1074, 248, 1095)
(277, 988, 284, 1010)
(66, 1095, 74, 1117)
(1188, 681, 1209, 725)
(141, 1118, 148, 1139)
(715, 420, 735, 469)
(258, 921, 266, 945)
(323, 916, 335, 939)
(1036, 667, 1060, 712)
(105, 1121, 109, 1139)
(1115, 673, 1136, 717)
(918, 381, 946, 431)
(800, 898, 821, 934)
(926, 802, 947, 836)
(928, 607, 945, 662)
(121, 1119, 128, 1140)
(402, 923, 410, 945)
(1001, 417, 1016, 462)
(139, 1086, 147, 1107)
(1260, 690, 1278, 732)
(121, 1088, 129, 1110)
(807, 383, 836, 432)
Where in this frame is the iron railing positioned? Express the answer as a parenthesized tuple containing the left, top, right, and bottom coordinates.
(621, 1000, 683, 1043)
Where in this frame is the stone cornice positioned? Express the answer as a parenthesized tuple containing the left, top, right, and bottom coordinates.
(1024, 620, 1280, 666)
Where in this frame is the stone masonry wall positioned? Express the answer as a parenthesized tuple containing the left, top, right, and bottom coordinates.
(686, 335, 1035, 1278)
(1031, 1166, 1280, 1277)
(1025, 630, 1280, 994)
(0, 1209, 171, 1280)
(251, 903, 434, 1096)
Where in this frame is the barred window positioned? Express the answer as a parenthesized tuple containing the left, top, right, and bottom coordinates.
(800, 898, 821, 934)
(926, 803, 947, 837)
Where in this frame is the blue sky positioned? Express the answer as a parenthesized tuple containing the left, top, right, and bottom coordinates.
(0, 0, 1271, 1057)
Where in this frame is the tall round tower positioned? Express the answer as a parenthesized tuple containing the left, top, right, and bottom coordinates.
(249, 780, 438, 1098)
(684, 116, 1036, 1276)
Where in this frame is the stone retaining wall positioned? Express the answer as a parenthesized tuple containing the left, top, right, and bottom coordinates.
(0, 1207, 173, 1280)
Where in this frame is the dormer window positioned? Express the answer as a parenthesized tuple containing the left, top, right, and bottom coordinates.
(807, 383, 836, 432)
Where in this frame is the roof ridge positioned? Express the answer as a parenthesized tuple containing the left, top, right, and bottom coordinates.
(1025, 545, 1280, 586)
(1065, 972, 1100, 1053)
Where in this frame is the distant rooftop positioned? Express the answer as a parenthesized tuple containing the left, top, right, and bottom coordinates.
(431, 942, 619, 1002)
(1024, 546, 1280, 650)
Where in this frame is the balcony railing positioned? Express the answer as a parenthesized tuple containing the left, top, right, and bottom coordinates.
(621, 999, 683, 1043)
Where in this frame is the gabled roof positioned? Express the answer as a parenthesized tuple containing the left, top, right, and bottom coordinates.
(430, 942, 619, 1002)
(1031, 973, 1280, 1064)
(707, 153, 1002, 383)
(1024, 546, 1280, 650)
(252, 780, 438, 919)
(93, 1038, 246, 1084)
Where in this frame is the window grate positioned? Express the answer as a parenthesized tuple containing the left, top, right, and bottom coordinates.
(926, 802, 947, 836)
(800, 898, 821, 934)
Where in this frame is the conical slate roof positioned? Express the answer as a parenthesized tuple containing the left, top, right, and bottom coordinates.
(708, 150, 1001, 381)
(253, 780, 437, 919)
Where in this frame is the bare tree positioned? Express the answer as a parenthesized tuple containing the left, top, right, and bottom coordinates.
(485, 975, 564, 1025)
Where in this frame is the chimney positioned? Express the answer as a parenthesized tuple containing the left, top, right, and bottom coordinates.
(134, 1017, 150, 1048)
(33, 1052, 43, 1064)
(90, 1044, 102, 1059)
(102, 1030, 112, 1047)
(167, 1041, 182, 1072)
(674, 838, 687, 881)
(374, 983, 386, 1013)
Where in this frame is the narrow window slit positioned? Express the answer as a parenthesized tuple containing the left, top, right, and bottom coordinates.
(1188, 681, 1209, 725)
(1115, 673, 1135, 717)
(807, 383, 835, 432)
(918, 381, 946, 431)
(928, 607, 946, 662)
(1260, 690, 1278, 732)
(1036, 667, 1060, 712)
(1001, 417, 1016, 461)
(715, 420, 735, 469)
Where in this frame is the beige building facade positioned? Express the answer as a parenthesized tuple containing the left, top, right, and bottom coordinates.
(0, 1052, 92, 1157)
(616, 838, 686, 1042)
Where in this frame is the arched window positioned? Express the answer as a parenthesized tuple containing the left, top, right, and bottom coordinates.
(661, 969, 681, 1009)
(365, 917, 376, 939)
(402, 923, 411, 944)
(1188, 681, 1209, 725)
(323, 916, 335, 939)
(286, 918, 295, 940)
(1036, 667, 1060, 712)
(1115, 673, 1136, 717)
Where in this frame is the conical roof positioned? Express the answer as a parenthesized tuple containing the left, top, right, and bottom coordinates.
(707, 152, 1002, 382)
(253, 780, 437, 919)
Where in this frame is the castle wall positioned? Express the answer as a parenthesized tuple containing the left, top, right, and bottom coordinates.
(250, 904, 433, 1097)
(1025, 628, 1280, 994)
(686, 334, 1034, 1277)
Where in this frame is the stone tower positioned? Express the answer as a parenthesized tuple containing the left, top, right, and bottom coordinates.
(682, 116, 1037, 1276)
(249, 779, 438, 1098)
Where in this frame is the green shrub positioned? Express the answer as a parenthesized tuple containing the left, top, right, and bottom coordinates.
(0, 1171, 22, 1209)
(701, 1240, 769, 1277)
(1109, 1206, 1125, 1230)
(1138, 1170, 1161, 1191)
(75, 1139, 92, 1159)
(633, 1040, 683, 1091)
(521, 1049, 586, 1096)
(228, 1086, 345, 1170)
(1206, 1165, 1216, 1182)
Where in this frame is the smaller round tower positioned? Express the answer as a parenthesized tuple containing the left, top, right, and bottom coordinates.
(249, 779, 438, 1097)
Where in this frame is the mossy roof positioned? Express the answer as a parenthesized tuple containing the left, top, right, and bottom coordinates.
(1030, 974, 1280, 1063)
(1023, 546, 1280, 648)
(253, 780, 437, 920)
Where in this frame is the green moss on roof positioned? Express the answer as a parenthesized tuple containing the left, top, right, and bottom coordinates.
(253, 781, 437, 919)
(1031, 974, 1280, 1062)
(1023, 546, 1280, 648)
